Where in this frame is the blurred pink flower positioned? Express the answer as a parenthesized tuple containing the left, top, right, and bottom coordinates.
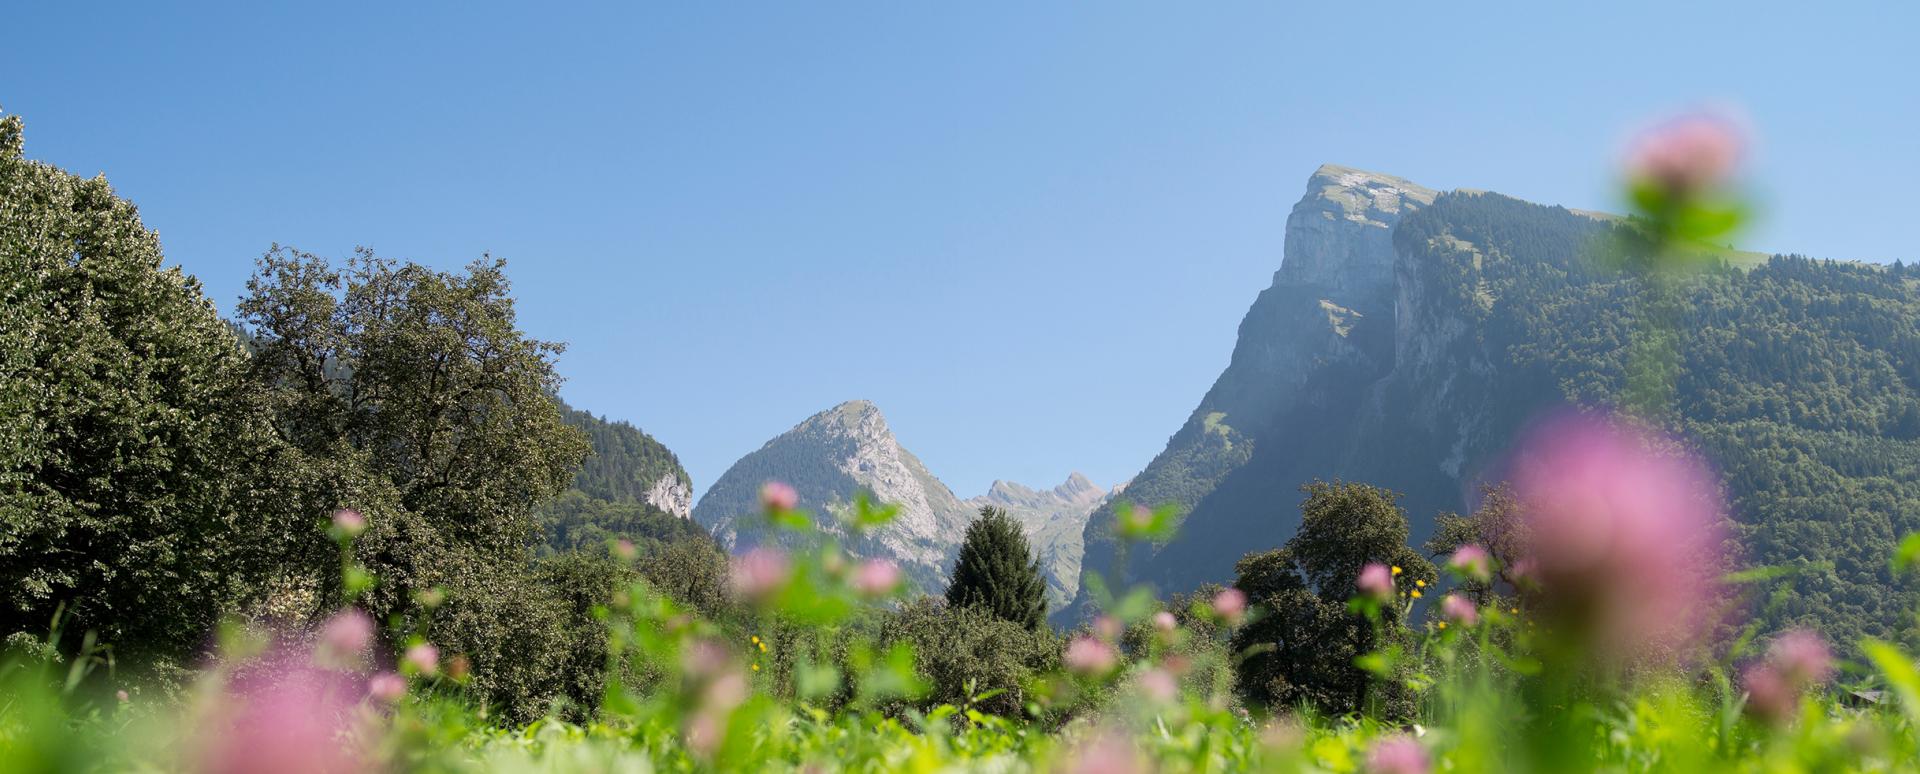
(1063, 729, 1146, 774)
(1440, 594, 1478, 626)
(1094, 615, 1123, 642)
(116, 689, 129, 704)
(1743, 629, 1835, 726)
(201, 659, 366, 774)
(1510, 412, 1727, 657)
(852, 558, 902, 597)
(1358, 563, 1395, 602)
(1134, 667, 1179, 703)
(330, 509, 365, 537)
(681, 638, 732, 680)
(1212, 588, 1248, 626)
(404, 643, 439, 677)
(1626, 112, 1744, 196)
(313, 608, 374, 670)
(1743, 663, 1795, 725)
(760, 481, 799, 512)
(1768, 629, 1834, 686)
(613, 539, 638, 561)
(1123, 504, 1154, 531)
(1448, 544, 1493, 584)
(367, 672, 406, 704)
(1366, 735, 1430, 774)
(687, 670, 750, 760)
(1064, 636, 1118, 677)
(1152, 611, 1178, 633)
(731, 547, 792, 601)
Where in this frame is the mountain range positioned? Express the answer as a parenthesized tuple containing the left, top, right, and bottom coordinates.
(583, 163, 1920, 646)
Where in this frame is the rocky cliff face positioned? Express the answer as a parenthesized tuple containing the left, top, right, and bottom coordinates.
(962, 472, 1111, 610)
(1066, 166, 1438, 621)
(692, 400, 974, 592)
(644, 475, 694, 519)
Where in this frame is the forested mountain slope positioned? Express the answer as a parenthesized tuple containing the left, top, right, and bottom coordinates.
(1076, 168, 1920, 646)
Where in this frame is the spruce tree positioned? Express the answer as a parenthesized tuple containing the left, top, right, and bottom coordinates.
(944, 506, 1047, 631)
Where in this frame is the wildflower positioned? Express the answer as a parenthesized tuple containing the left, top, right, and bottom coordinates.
(751, 663, 760, 672)
(760, 480, 799, 512)
(1744, 629, 1835, 725)
(1391, 565, 1403, 576)
(1626, 111, 1744, 198)
(1358, 563, 1394, 602)
(687, 670, 750, 760)
(313, 608, 374, 670)
(1152, 611, 1178, 633)
(1122, 504, 1155, 532)
(731, 547, 792, 602)
(1064, 636, 1118, 677)
(1448, 544, 1494, 584)
(368, 672, 406, 704)
(1133, 668, 1179, 703)
(1440, 594, 1478, 626)
(613, 539, 638, 561)
(851, 558, 902, 597)
(1063, 729, 1146, 774)
(116, 689, 129, 704)
(1511, 412, 1728, 657)
(1212, 588, 1248, 626)
(200, 657, 366, 774)
(1094, 615, 1123, 642)
(682, 639, 731, 679)
(330, 509, 366, 538)
(1409, 589, 1423, 599)
(1768, 629, 1835, 686)
(404, 643, 439, 677)
(1414, 579, 1426, 588)
(1366, 734, 1430, 774)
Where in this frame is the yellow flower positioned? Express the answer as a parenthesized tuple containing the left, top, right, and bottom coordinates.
(758, 641, 768, 652)
(1510, 607, 1519, 614)
(751, 663, 761, 672)
(1391, 566, 1403, 576)
(1414, 579, 1427, 588)
(1410, 590, 1423, 599)
(1437, 621, 1448, 630)
(751, 635, 761, 644)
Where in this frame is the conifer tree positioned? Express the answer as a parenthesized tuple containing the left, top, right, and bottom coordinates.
(944, 506, 1047, 631)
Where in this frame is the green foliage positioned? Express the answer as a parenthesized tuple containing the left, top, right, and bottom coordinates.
(945, 507, 1048, 631)
(1231, 481, 1436, 717)
(0, 111, 305, 664)
(877, 598, 1059, 717)
(237, 245, 594, 720)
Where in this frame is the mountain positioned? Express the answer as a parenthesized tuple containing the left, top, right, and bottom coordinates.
(539, 401, 706, 556)
(692, 400, 975, 592)
(962, 472, 1113, 610)
(1073, 165, 1920, 648)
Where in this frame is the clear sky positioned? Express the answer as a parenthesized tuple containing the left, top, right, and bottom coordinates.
(6, 2, 1915, 499)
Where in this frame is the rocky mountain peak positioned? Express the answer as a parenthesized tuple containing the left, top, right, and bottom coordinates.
(1275, 164, 1438, 300)
(693, 400, 971, 593)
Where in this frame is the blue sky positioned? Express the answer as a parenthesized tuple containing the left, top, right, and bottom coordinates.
(6, 2, 1916, 499)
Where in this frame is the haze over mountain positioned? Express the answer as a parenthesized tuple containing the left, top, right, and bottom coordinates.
(1072, 164, 1920, 647)
(962, 472, 1117, 609)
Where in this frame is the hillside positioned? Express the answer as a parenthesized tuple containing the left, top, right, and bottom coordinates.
(1074, 168, 1920, 647)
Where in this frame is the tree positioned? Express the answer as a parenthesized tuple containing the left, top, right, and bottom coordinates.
(1230, 481, 1436, 717)
(1424, 483, 1529, 601)
(0, 110, 304, 662)
(944, 506, 1047, 631)
(237, 245, 592, 720)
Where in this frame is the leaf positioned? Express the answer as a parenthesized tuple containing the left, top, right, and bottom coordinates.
(1894, 533, 1920, 574)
